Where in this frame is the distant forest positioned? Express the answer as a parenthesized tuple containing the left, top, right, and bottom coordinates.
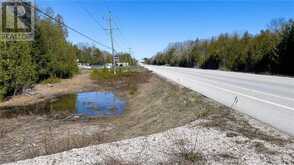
(76, 43, 136, 66)
(145, 19, 294, 76)
(0, 8, 135, 100)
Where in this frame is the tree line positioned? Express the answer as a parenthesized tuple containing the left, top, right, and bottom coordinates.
(0, 8, 80, 100)
(76, 43, 111, 65)
(0, 8, 136, 100)
(145, 19, 294, 76)
(117, 52, 137, 65)
(76, 43, 137, 66)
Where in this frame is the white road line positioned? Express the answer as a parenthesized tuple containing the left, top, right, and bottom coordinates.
(183, 75, 294, 112)
(172, 69, 294, 103)
(142, 64, 294, 135)
(152, 67, 294, 112)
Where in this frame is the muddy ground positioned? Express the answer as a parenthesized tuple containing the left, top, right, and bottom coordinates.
(0, 68, 294, 164)
(0, 70, 99, 109)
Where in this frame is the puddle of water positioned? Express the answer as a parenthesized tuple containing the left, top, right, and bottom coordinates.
(76, 92, 125, 117)
(0, 92, 126, 118)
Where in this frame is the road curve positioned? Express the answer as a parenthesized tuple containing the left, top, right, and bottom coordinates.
(142, 64, 294, 136)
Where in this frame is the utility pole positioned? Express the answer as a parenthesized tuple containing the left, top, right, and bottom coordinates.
(107, 11, 117, 74)
(128, 48, 133, 65)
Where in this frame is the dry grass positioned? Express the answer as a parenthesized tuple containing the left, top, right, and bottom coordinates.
(170, 140, 205, 165)
(101, 158, 133, 165)
(96, 131, 206, 165)
(157, 131, 207, 165)
(251, 141, 279, 155)
(98, 153, 142, 165)
(41, 77, 61, 84)
(90, 67, 150, 95)
(24, 125, 108, 159)
(0, 127, 8, 138)
(197, 107, 289, 146)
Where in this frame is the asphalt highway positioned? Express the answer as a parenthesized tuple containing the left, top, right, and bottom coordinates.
(142, 64, 294, 135)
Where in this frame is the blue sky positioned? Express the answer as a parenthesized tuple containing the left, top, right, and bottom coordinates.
(37, 0, 294, 60)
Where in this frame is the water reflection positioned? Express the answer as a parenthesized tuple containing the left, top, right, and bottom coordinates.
(76, 92, 125, 117)
(0, 92, 126, 118)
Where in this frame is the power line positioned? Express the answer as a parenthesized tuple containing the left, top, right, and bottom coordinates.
(76, 3, 123, 53)
(113, 16, 126, 42)
(113, 39, 123, 53)
(105, 11, 118, 74)
(74, 0, 126, 54)
(100, 0, 132, 54)
(82, 8, 105, 31)
(103, 1, 136, 60)
(112, 20, 127, 50)
(74, 1, 106, 33)
(22, 2, 112, 50)
(111, 14, 133, 53)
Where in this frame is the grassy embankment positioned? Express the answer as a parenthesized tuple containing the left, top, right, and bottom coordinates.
(90, 67, 146, 95)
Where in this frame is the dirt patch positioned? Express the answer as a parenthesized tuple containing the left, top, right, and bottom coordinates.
(0, 70, 99, 108)
(0, 68, 294, 164)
